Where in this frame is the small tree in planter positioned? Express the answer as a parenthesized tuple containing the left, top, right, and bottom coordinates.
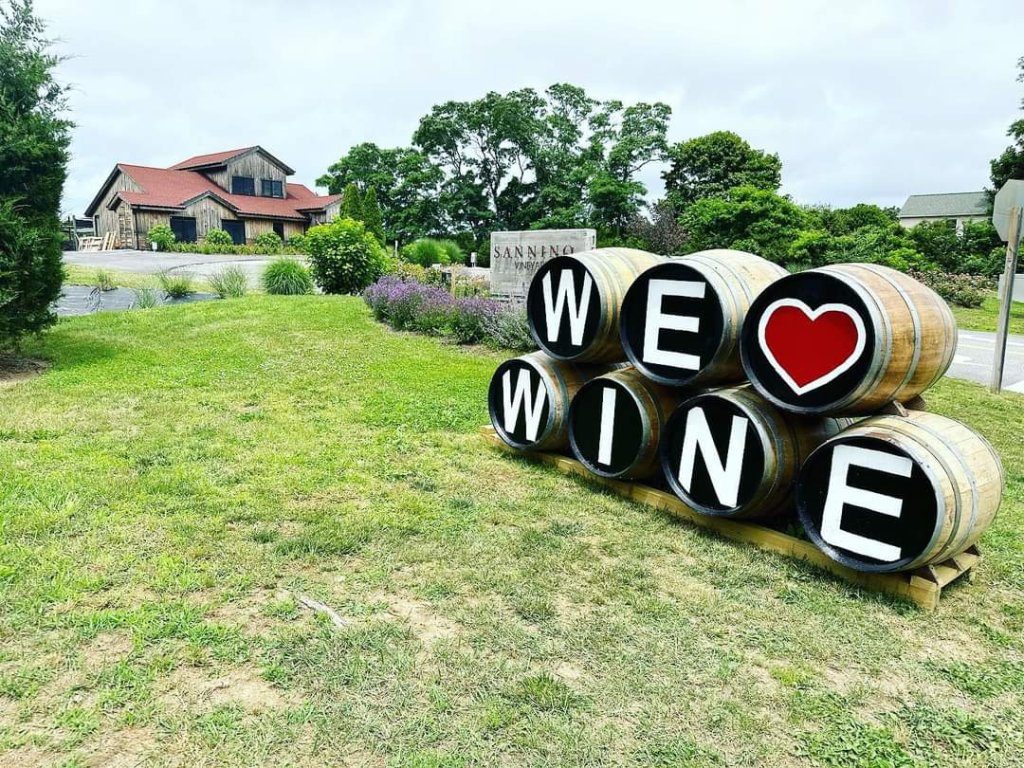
(305, 217, 387, 294)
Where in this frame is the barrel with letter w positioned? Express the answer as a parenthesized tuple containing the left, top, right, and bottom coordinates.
(740, 263, 957, 415)
(527, 248, 665, 363)
(620, 249, 787, 387)
(796, 411, 1003, 573)
(568, 366, 684, 480)
(659, 385, 855, 519)
(488, 352, 618, 451)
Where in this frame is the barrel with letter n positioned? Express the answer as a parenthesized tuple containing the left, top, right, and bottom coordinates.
(620, 249, 788, 387)
(568, 366, 685, 480)
(527, 248, 665, 363)
(487, 352, 620, 451)
(741, 263, 957, 415)
(796, 411, 1004, 573)
(659, 385, 855, 519)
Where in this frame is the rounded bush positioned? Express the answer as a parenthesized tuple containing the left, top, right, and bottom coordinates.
(306, 217, 387, 294)
(148, 224, 175, 251)
(254, 231, 284, 253)
(204, 228, 234, 247)
(400, 238, 465, 267)
(261, 258, 314, 295)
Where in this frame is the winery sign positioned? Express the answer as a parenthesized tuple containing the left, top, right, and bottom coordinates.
(490, 228, 596, 297)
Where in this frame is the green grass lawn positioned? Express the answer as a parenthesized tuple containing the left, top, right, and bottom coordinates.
(1, 296, 1023, 767)
(63, 265, 214, 293)
(950, 292, 1024, 335)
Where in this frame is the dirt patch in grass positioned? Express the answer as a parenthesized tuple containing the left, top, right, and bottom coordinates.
(380, 594, 461, 648)
(0, 356, 48, 387)
(76, 726, 159, 768)
(82, 632, 133, 670)
(159, 666, 296, 713)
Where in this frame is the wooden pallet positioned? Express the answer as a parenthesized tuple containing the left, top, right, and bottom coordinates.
(481, 426, 979, 611)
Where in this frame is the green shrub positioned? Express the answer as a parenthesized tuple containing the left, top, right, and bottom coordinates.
(305, 217, 387, 294)
(94, 269, 115, 291)
(401, 238, 464, 267)
(383, 259, 428, 283)
(254, 231, 284, 252)
(209, 265, 248, 298)
(482, 304, 536, 352)
(132, 287, 159, 309)
(261, 258, 313, 295)
(204, 228, 234, 247)
(286, 234, 307, 252)
(148, 224, 175, 252)
(158, 271, 195, 299)
(910, 270, 992, 308)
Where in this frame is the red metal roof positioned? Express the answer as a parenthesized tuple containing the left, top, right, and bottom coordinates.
(169, 147, 256, 170)
(105, 164, 339, 221)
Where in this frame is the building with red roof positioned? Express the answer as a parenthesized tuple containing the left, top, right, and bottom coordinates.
(84, 146, 342, 249)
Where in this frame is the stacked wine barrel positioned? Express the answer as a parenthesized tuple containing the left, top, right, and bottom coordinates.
(489, 248, 1005, 575)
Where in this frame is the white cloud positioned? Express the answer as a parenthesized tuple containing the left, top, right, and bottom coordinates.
(36, 0, 1024, 216)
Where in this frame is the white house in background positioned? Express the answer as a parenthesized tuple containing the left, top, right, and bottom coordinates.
(897, 191, 989, 233)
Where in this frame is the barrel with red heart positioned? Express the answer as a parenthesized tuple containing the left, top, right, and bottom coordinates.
(568, 366, 685, 480)
(659, 385, 856, 519)
(488, 352, 621, 451)
(527, 248, 665, 363)
(740, 263, 957, 415)
(796, 411, 1003, 573)
(620, 249, 788, 387)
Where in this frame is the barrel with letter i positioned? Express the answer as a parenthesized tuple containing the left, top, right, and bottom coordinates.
(659, 385, 855, 519)
(741, 263, 957, 415)
(527, 248, 665, 363)
(620, 249, 787, 387)
(488, 352, 620, 452)
(796, 411, 1004, 573)
(568, 366, 684, 480)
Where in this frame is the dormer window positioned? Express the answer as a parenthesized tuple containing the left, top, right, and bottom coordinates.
(232, 176, 255, 196)
(261, 179, 284, 198)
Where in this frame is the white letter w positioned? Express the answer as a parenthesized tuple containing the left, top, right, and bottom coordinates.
(542, 269, 593, 346)
(503, 369, 546, 441)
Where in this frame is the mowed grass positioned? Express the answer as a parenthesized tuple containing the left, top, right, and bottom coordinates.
(951, 292, 1024, 335)
(1, 296, 1023, 767)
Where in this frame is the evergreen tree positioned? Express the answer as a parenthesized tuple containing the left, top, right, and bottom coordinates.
(361, 187, 385, 245)
(0, 0, 71, 348)
(341, 182, 363, 222)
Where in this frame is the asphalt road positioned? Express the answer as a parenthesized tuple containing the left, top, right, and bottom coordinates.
(950, 329, 1024, 392)
(64, 250, 290, 283)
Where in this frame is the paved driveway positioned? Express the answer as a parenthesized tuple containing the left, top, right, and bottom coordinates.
(64, 250, 297, 283)
(951, 329, 1024, 393)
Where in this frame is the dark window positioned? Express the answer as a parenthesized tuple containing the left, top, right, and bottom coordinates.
(222, 220, 246, 246)
(273, 222, 284, 239)
(169, 216, 197, 243)
(261, 179, 283, 198)
(232, 176, 255, 196)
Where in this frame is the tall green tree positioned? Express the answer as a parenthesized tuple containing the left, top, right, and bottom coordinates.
(0, 0, 70, 348)
(361, 187, 385, 245)
(663, 131, 781, 209)
(341, 182, 364, 222)
(991, 56, 1024, 193)
(680, 186, 807, 264)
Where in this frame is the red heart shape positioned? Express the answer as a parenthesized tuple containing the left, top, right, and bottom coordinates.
(760, 301, 865, 394)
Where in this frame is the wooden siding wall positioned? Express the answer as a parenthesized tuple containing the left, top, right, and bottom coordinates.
(183, 198, 238, 235)
(95, 171, 142, 247)
(204, 150, 288, 195)
(133, 211, 169, 250)
(245, 219, 306, 242)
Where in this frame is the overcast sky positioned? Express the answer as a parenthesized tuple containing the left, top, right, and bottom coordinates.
(35, 0, 1024, 218)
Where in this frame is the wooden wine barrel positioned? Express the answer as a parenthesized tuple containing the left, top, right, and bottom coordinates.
(568, 366, 684, 480)
(796, 411, 1003, 573)
(620, 249, 788, 386)
(527, 248, 665, 363)
(488, 352, 619, 451)
(740, 263, 957, 415)
(659, 385, 855, 519)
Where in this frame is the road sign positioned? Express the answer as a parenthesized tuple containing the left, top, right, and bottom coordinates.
(993, 179, 1024, 241)
(991, 179, 1024, 392)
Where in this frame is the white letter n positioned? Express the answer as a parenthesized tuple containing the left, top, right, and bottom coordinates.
(677, 406, 748, 508)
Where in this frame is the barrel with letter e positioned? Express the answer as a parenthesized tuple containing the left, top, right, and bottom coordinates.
(796, 411, 1003, 573)
(620, 249, 787, 387)
(659, 386, 855, 519)
(527, 248, 665, 363)
(741, 263, 957, 415)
